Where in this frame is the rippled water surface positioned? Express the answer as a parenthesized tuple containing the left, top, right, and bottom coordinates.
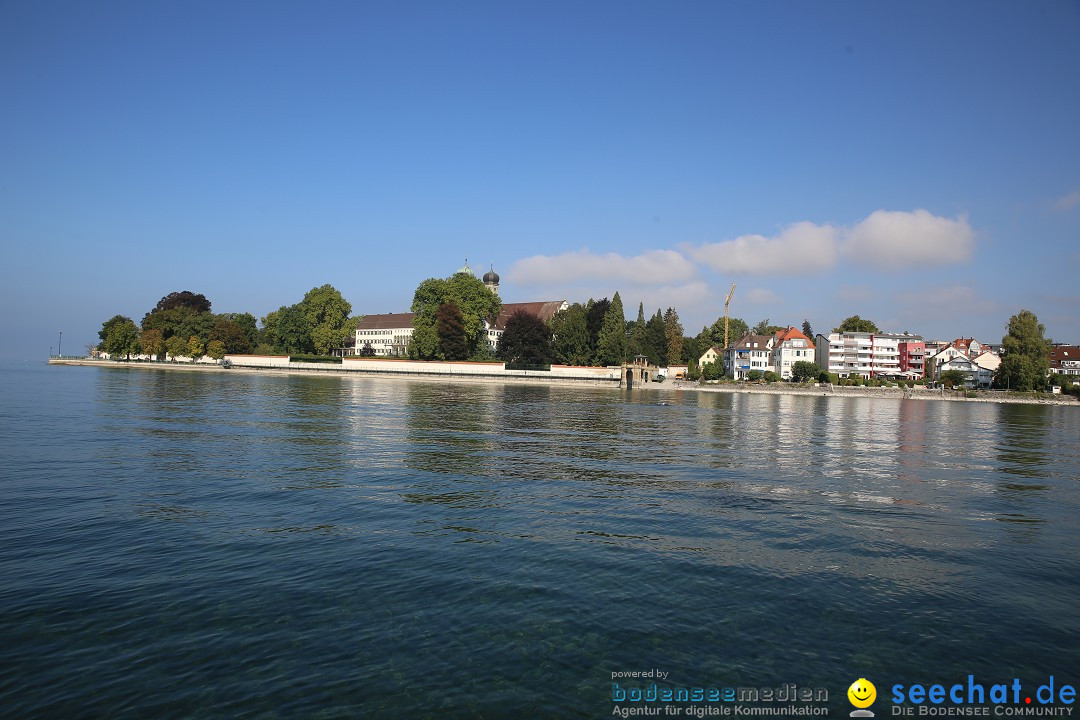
(2, 363, 1079, 717)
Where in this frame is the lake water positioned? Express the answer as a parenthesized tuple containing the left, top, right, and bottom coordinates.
(2, 363, 1079, 718)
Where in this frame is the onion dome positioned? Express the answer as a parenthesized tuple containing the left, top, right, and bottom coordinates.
(483, 266, 500, 284)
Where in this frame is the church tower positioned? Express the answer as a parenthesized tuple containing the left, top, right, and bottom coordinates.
(482, 265, 500, 295)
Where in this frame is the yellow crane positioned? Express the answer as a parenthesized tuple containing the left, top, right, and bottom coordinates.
(724, 283, 736, 350)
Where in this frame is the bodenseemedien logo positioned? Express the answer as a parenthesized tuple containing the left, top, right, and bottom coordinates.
(849, 678, 877, 717)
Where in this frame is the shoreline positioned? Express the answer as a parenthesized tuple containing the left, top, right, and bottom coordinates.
(47, 358, 1079, 406)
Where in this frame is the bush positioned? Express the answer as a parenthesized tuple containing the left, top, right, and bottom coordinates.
(763, 371, 780, 383)
(746, 369, 763, 382)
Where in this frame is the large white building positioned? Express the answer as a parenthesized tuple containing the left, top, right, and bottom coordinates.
(815, 331, 923, 379)
(771, 327, 816, 380)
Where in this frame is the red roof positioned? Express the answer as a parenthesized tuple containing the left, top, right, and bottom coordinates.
(492, 301, 567, 331)
(774, 326, 813, 345)
(356, 313, 414, 330)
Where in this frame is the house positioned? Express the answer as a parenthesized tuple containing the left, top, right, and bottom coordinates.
(698, 346, 723, 369)
(926, 338, 999, 380)
(1048, 345, 1080, 380)
(936, 355, 993, 388)
(771, 327, 816, 380)
(724, 334, 775, 380)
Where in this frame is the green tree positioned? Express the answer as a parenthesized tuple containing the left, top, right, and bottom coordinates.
(498, 309, 554, 366)
(664, 308, 684, 365)
(802, 320, 814, 340)
(98, 315, 132, 350)
(939, 369, 968, 389)
(206, 340, 226, 361)
(141, 291, 215, 345)
(708, 316, 748, 347)
(752, 318, 783, 336)
(300, 284, 353, 355)
(584, 298, 611, 356)
(151, 291, 212, 314)
(436, 302, 469, 361)
(595, 291, 628, 365)
(410, 274, 501, 360)
(104, 317, 140, 359)
(359, 343, 375, 357)
(702, 361, 723, 381)
(629, 302, 647, 358)
(682, 334, 701, 366)
(550, 303, 590, 365)
(835, 315, 879, 333)
(791, 360, 819, 382)
(746, 369, 764, 382)
(141, 328, 165, 360)
(210, 316, 255, 354)
(763, 370, 780, 383)
(165, 335, 187, 360)
(261, 305, 314, 354)
(187, 336, 204, 361)
(644, 308, 667, 366)
(995, 309, 1051, 391)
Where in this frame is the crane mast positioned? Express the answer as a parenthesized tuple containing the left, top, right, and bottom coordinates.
(724, 283, 736, 350)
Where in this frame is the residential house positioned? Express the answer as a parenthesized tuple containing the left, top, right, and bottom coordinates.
(771, 327, 816, 380)
(1048, 345, 1080, 380)
(724, 334, 775, 380)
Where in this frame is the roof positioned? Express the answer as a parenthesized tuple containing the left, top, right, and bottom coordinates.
(730, 333, 775, 350)
(1048, 345, 1080, 370)
(356, 313, 415, 330)
(774, 326, 813, 346)
(491, 301, 567, 331)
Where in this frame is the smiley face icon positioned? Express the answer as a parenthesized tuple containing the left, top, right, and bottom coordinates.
(848, 678, 876, 709)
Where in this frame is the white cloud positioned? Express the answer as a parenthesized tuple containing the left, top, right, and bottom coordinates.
(745, 287, 780, 304)
(1054, 190, 1080, 211)
(507, 248, 697, 286)
(686, 221, 839, 275)
(844, 209, 973, 268)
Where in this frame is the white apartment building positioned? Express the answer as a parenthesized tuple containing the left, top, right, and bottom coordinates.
(771, 327, 816, 380)
(816, 332, 874, 378)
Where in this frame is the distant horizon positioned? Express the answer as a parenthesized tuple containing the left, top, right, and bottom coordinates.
(3, 1, 1077, 361)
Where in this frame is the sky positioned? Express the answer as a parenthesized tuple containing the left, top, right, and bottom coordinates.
(2, 0, 1078, 360)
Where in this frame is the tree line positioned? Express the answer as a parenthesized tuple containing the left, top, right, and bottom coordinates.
(97, 286, 355, 361)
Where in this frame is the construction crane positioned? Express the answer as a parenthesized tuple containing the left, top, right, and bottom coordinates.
(724, 283, 736, 350)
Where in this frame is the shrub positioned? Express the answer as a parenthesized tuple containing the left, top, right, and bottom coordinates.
(746, 369, 763, 382)
(290, 354, 342, 364)
(763, 371, 780, 383)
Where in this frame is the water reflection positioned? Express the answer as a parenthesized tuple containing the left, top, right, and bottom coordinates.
(995, 404, 1050, 480)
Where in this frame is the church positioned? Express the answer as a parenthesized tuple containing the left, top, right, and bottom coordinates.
(351, 262, 568, 357)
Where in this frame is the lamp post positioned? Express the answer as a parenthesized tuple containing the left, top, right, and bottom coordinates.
(58, 331, 62, 358)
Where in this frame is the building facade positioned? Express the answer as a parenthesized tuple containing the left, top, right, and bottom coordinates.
(771, 327, 816, 380)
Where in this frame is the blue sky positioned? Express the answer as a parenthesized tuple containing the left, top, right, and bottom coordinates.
(2, 0, 1078, 360)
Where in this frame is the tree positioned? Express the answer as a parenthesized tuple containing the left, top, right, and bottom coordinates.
(436, 301, 469, 360)
(261, 305, 314, 355)
(746, 369, 764, 382)
(410, 274, 501, 360)
(142, 306, 215, 345)
(497, 309, 553, 366)
(835, 315, 879, 333)
(644, 308, 667, 366)
(141, 329, 165, 360)
(550, 303, 590, 365)
(152, 291, 212, 314)
(752, 318, 783, 336)
(210, 316, 254, 354)
(681, 334, 701, 366)
(763, 370, 780, 383)
(664, 308, 684, 365)
(595, 291, 628, 366)
(165, 335, 187, 360)
(995, 309, 1051, 391)
(791, 360, 819, 382)
(206, 340, 226, 361)
(702, 361, 723, 381)
(629, 302, 647, 358)
(802, 320, 814, 340)
(187, 336, 204, 361)
(104, 317, 140, 360)
(708, 316, 748, 347)
(359, 343, 375, 357)
(300, 284, 353, 355)
(939, 369, 968, 389)
(98, 315, 132, 350)
(584, 298, 611, 356)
